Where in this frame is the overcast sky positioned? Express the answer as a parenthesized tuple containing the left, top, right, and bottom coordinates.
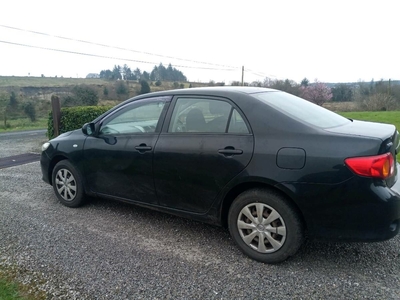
(0, 0, 398, 84)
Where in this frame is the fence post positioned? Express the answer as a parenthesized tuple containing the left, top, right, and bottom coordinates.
(51, 95, 61, 137)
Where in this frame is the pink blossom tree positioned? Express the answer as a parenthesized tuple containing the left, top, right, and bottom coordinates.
(300, 79, 333, 106)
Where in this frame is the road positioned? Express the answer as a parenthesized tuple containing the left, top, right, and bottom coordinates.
(0, 129, 47, 158)
(0, 132, 399, 299)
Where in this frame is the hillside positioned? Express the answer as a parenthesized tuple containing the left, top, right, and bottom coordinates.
(0, 76, 206, 102)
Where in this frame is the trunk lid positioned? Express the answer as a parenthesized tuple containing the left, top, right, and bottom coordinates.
(326, 120, 398, 187)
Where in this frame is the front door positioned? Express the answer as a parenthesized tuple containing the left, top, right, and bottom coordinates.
(83, 97, 170, 204)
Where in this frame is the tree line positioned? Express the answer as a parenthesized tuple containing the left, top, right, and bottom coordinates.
(99, 63, 187, 82)
(237, 77, 400, 110)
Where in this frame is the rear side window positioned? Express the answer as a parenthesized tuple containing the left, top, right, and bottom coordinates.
(168, 98, 250, 134)
(254, 91, 350, 129)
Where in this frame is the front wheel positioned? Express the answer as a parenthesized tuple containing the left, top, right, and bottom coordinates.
(52, 160, 85, 207)
(228, 188, 304, 263)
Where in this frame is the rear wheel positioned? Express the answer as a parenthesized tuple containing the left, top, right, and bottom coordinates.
(52, 160, 85, 207)
(228, 188, 304, 263)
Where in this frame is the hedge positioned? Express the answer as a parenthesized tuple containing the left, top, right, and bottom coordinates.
(48, 106, 113, 139)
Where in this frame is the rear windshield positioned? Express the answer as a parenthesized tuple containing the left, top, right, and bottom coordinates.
(254, 91, 350, 129)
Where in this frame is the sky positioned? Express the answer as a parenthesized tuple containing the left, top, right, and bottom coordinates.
(0, 0, 399, 84)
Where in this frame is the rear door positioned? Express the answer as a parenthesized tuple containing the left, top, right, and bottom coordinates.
(153, 96, 254, 213)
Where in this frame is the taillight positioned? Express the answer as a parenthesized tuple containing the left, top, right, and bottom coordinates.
(345, 153, 394, 179)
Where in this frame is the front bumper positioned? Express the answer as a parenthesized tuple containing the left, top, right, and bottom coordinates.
(40, 151, 51, 185)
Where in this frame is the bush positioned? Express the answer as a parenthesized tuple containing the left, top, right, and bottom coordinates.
(48, 105, 112, 139)
(63, 85, 99, 107)
(155, 80, 162, 87)
(115, 81, 128, 95)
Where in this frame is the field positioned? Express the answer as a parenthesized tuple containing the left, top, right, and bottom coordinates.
(0, 76, 108, 88)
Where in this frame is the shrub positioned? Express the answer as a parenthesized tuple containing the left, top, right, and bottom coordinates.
(63, 85, 99, 107)
(155, 80, 162, 87)
(139, 80, 150, 95)
(48, 105, 112, 139)
(361, 93, 398, 111)
(115, 81, 128, 95)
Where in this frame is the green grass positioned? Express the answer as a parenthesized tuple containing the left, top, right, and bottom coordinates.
(0, 278, 28, 300)
(0, 267, 46, 300)
(0, 118, 48, 133)
(338, 111, 400, 161)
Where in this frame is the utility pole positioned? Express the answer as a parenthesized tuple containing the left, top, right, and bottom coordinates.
(388, 78, 391, 94)
(241, 66, 244, 86)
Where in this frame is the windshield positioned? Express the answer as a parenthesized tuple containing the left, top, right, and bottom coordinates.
(254, 91, 350, 129)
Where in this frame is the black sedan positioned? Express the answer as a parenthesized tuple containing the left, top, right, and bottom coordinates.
(41, 87, 400, 263)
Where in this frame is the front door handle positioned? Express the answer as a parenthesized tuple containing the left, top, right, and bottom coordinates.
(135, 144, 152, 152)
(218, 147, 243, 156)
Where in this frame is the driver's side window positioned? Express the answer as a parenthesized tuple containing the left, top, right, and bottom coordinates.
(100, 101, 165, 135)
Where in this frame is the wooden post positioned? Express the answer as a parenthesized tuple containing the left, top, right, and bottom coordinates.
(51, 95, 61, 137)
(241, 66, 244, 86)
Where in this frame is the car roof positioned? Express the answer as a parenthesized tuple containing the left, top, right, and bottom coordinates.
(132, 86, 278, 100)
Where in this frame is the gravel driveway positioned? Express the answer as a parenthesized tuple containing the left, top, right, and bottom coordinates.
(0, 132, 399, 299)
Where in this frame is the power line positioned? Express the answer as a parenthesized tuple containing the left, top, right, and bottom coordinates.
(0, 40, 238, 71)
(0, 24, 239, 69)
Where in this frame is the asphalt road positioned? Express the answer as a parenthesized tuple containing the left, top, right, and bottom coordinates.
(0, 129, 47, 158)
(0, 133, 399, 299)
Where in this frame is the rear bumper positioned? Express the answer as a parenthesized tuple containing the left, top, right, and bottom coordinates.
(280, 174, 400, 242)
(391, 163, 400, 195)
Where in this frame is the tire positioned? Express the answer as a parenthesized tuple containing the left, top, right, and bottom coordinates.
(52, 160, 85, 207)
(228, 188, 304, 264)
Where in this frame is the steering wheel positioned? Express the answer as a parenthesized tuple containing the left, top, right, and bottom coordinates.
(100, 126, 119, 135)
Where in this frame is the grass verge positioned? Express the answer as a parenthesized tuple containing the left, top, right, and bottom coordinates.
(0, 118, 47, 133)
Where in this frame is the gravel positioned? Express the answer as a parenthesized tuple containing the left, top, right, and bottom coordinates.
(0, 132, 399, 299)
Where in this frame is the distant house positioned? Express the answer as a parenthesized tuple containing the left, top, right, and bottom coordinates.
(86, 73, 100, 79)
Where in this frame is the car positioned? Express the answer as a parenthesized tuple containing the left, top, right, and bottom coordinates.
(40, 86, 400, 263)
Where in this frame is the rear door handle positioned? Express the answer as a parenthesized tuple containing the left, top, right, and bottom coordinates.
(218, 147, 243, 156)
(135, 144, 152, 152)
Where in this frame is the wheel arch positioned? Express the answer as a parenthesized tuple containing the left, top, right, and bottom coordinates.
(48, 155, 68, 185)
(220, 180, 306, 230)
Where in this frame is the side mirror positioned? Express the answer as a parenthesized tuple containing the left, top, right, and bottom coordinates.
(82, 123, 95, 136)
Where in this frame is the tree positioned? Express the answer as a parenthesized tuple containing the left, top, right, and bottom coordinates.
(142, 71, 150, 81)
(112, 65, 122, 80)
(9, 91, 18, 109)
(115, 81, 129, 95)
(300, 78, 309, 87)
(265, 79, 301, 96)
(300, 79, 332, 105)
(23, 101, 36, 122)
(0, 93, 9, 127)
(133, 68, 142, 81)
(139, 80, 150, 95)
(331, 83, 353, 102)
(122, 64, 133, 80)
